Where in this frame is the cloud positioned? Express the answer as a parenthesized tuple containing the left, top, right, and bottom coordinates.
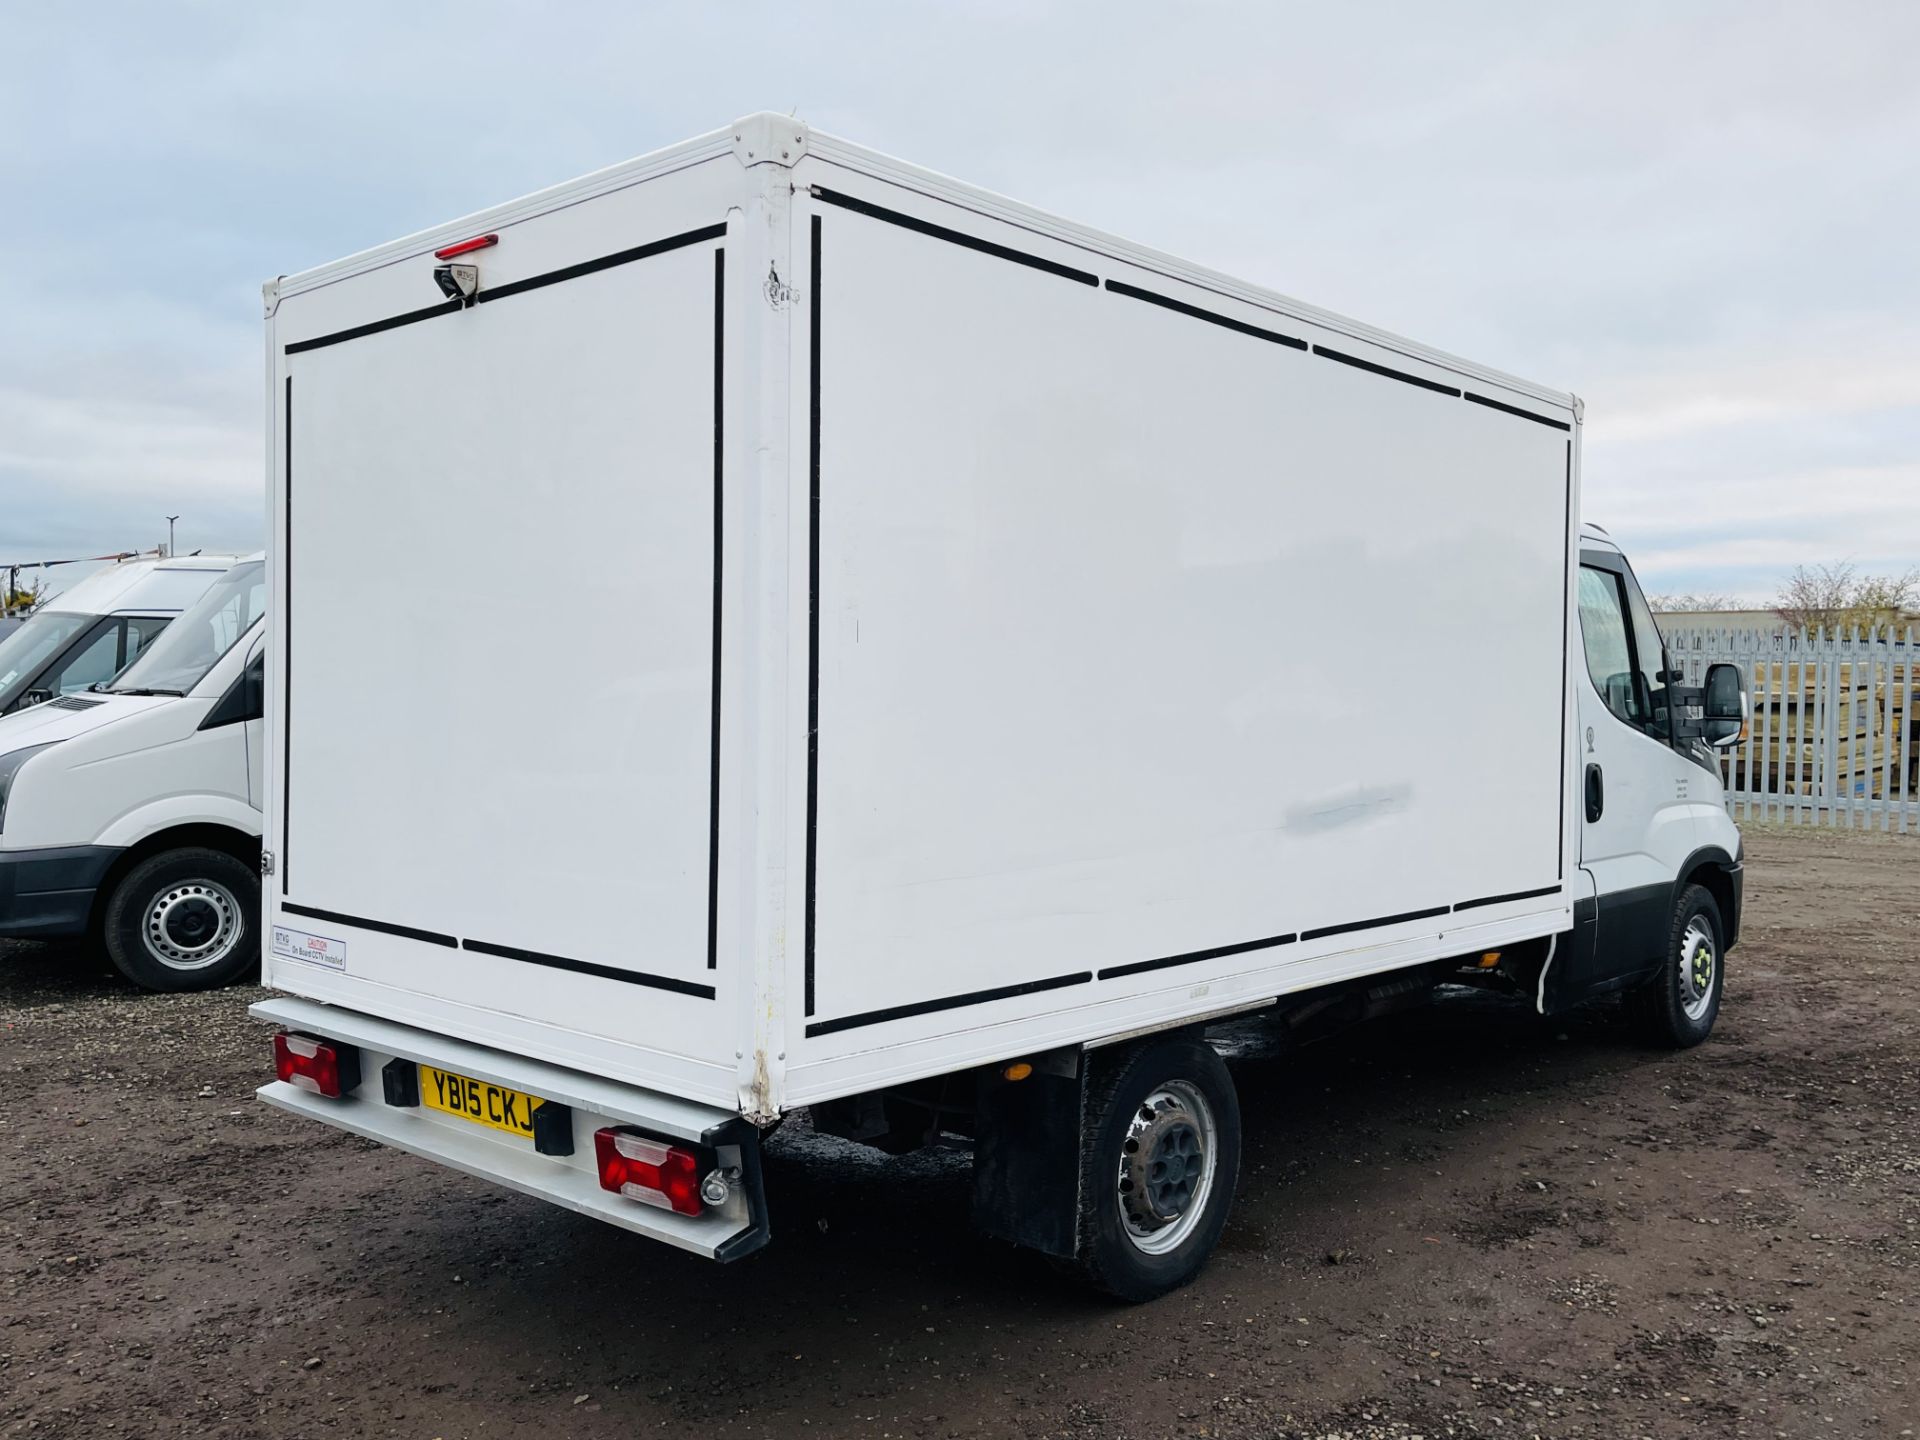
(2, 1, 1917, 608)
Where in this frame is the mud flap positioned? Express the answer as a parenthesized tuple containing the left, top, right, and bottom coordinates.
(971, 1056, 1086, 1258)
(1538, 897, 1599, 1015)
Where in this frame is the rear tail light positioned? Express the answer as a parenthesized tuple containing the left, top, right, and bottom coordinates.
(273, 1032, 361, 1098)
(593, 1128, 703, 1215)
(433, 232, 498, 260)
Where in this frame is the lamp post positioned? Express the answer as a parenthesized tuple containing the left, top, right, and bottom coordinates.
(166, 515, 180, 557)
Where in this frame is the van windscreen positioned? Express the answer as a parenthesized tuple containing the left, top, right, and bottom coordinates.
(0, 611, 93, 699)
(108, 562, 266, 696)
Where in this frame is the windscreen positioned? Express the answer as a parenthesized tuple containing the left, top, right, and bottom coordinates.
(0, 611, 92, 699)
(110, 561, 265, 695)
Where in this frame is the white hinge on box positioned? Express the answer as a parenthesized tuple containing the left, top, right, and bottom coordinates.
(731, 112, 808, 169)
(260, 849, 276, 877)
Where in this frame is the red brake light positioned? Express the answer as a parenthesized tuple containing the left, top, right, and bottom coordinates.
(273, 1032, 361, 1098)
(593, 1128, 703, 1215)
(433, 233, 498, 260)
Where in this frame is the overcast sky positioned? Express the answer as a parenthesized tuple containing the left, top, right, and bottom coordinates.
(4, 1, 1916, 603)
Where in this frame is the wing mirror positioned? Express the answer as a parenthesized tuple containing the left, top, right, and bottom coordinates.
(1702, 662, 1748, 748)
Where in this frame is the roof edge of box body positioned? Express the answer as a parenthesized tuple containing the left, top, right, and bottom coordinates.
(270, 123, 739, 302)
(271, 112, 1573, 410)
(802, 128, 1573, 410)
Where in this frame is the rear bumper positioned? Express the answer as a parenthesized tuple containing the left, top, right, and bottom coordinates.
(250, 996, 768, 1261)
(0, 844, 120, 939)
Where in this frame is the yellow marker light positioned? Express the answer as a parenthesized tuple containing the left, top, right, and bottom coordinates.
(1001, 1061, 1034, 1082)
(1477, 951, 1502, 968)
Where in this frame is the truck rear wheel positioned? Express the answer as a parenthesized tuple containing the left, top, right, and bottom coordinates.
(102, 847, 260, 992)
(1072, 1033, 1240, 1302)
(1626, 883, 1724, 1048)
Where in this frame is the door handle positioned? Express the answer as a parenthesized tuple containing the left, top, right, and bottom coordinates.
(1585, 763, 1604, 822)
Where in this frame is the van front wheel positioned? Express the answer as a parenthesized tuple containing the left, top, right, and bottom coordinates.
(1626, 883, 1724, 1048)
(102, 847, 260, 992)
(1071, 1033, 1241, 1302)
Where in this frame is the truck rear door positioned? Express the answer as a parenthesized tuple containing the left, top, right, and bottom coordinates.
(265, 164, 743, 1103)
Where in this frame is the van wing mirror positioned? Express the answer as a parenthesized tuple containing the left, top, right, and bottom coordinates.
(1702, 662, 1747, 748)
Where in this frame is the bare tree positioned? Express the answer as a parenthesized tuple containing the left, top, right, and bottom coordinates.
(1647, 590, 1741, 613)
(1774, 561, 1920, 635)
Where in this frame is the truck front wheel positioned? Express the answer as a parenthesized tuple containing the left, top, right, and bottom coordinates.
(102, 847, 260, 992)
(1627, 882, 1724, 1048)
(1072, 1033, 1241, 1301)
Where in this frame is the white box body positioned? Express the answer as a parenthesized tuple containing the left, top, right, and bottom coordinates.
(262, 115, 1580, 1123)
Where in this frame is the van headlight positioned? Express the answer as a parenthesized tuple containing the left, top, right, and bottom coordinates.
(0, 743, 59, 834)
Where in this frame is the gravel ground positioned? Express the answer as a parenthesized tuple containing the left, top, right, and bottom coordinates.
(2, 823, 1916, 1439)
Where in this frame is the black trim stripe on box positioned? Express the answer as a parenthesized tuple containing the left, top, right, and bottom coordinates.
(803, 214, 823, 1016)
(280, 375, 293, 891)
(1300, 904, 1450, 942)
(1558, 439, 1573, 877)
(813, 187, 1098, 288)
(1311, 344, 1461, 397)
(1108, 279, 1567, 432)
(707, 246, 725, 969)
(283, 298, 463, 356)
(463, 938, 717, 998)
(805, 971, 1092, 1038)
(282, 902, 457, 949)
(478, 223, 727, 304)
(1453, 884, 1563, 913)
(1464, 390, 1572, 431)
(283, 223, 729, 355)
(1104, 279, 1307, 351)
(1099, 930, 1298, 981)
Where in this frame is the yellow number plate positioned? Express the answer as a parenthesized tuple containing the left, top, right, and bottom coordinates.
(419, 1064, 544, 1140)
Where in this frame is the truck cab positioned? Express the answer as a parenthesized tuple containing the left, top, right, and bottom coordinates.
(0, 556, 267, 991)
(1567, 523, 1744, 1041)
(0, 555, 239, 714)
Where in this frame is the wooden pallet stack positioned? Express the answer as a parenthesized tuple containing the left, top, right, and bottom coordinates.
(1739, 653, 1917, 800)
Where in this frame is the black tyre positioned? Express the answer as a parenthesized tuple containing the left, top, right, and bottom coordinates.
(1626, 882, 1724, 1048)
(1072, 1032, 1241, 1302)
(102, 847, 260, 992)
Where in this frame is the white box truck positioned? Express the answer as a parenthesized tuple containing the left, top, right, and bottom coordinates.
(255, 115, 1748, 1298)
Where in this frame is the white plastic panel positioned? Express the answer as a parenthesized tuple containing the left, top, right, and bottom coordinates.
(275, 194, 731, 1068)
(802, 183, 1571, 1038)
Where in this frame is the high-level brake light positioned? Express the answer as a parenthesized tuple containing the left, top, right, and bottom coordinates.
(273, 1032, 361, 1098)
(593, 1128, 704, 1215)
(433, 233, 498, 260)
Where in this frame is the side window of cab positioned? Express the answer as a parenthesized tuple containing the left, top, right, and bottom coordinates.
(200, 650, 265, 730)
(1578, 557, 1677, 746)
(1578, 566, 1642, 726)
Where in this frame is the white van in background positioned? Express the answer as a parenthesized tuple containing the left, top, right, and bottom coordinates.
(0, 555, 240, 715)
(0, 556, 266, 991)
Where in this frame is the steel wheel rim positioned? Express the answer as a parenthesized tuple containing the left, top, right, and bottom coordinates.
(144, 879, 243, 971)
(1679, 915, 1717, 1021)
(1117, 1079, 1219, 1256)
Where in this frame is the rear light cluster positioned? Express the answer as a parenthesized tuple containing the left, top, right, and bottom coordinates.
(433, 232, 498, 259)
(273, 1032, 361, 1098)
(593, 1128, 706, 1216)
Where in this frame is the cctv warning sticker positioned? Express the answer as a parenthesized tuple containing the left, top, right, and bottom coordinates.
(271, 925, 348, 972)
